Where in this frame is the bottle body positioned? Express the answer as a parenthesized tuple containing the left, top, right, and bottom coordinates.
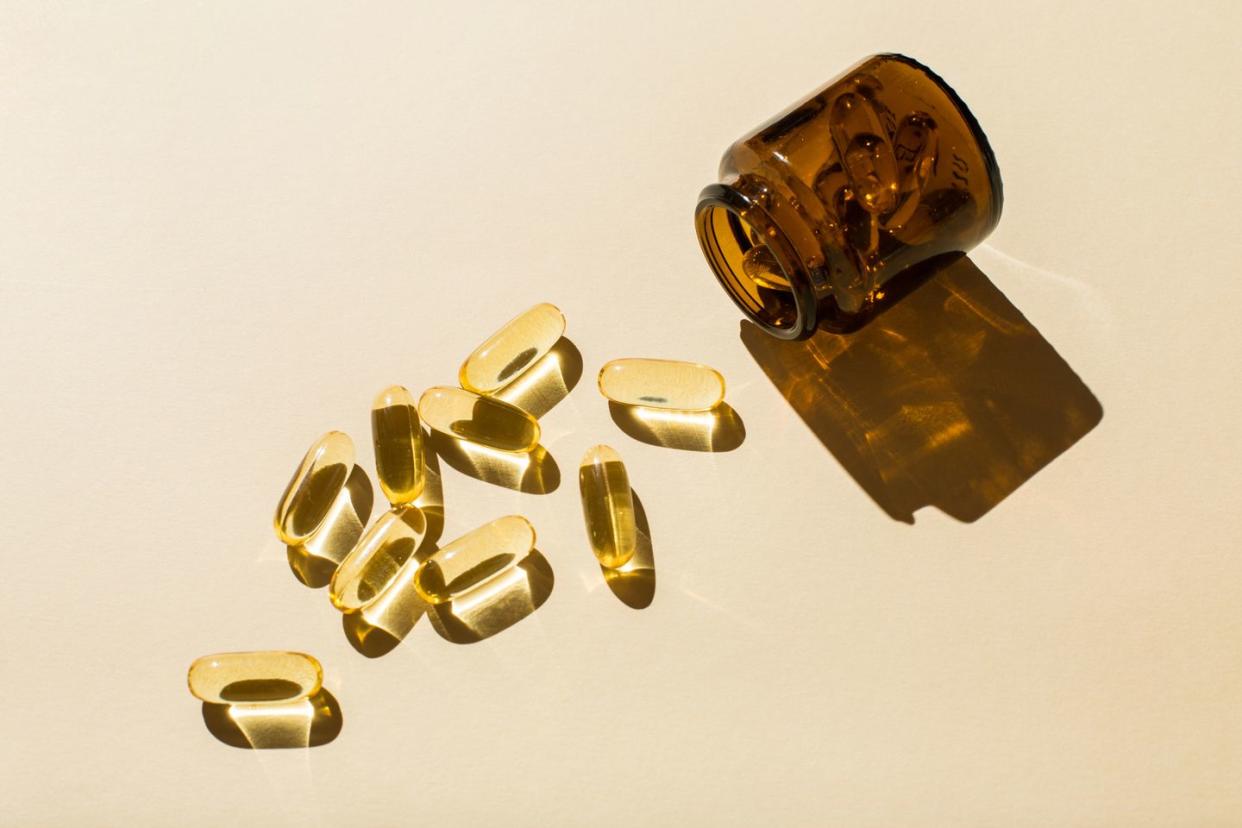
(695, 54, 1002, 339)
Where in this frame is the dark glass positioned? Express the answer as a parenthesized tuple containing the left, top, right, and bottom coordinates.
(696, 54, 1002, 339)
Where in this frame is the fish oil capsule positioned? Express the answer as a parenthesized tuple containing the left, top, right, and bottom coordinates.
(418, 386, 540, 453)
(828, 92, 900, 215)
(329, 506, 428, 611)
(274, 432, 355, 545)
(459, 302, 566, 394)
(598, 358, 725, 411)
(742, 245, 791, 291)
(578, 445, 637, 568)
(187, 651, 322, 704)
(414, 515, 534, 605)
(372, 385, 426, 506)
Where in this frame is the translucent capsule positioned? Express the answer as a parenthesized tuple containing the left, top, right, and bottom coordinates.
(578, 445, 637, 568)
(329, 506, 428, 612)
(418, 386, 540, 453)
(187, 651, 322, 705)
(459, 302, 566, 394)
(742, 245, 791, 290)
(828, 92, 900, 215)
(884, 112, 940, 231)
(598, 358, 726, 411)
(414, 515, 535, 605)
(274, 432, 355, 545)
(372, 385, 426, 506)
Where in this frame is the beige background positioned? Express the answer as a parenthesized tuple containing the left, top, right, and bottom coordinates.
(2, 1, 1240, 825)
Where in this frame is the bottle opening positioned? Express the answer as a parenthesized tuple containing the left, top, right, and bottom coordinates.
(696, 200, 800, 334)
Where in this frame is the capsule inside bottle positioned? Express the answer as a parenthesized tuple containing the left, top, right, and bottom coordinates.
(418, 386, 541, 453)
(598, 358, 726, 411)
(742, 245, 791, 291)
(459, 302, 566, 394)
(578, 445, 637, 569)
(372, 385, 426, 506)
(828, 92, 900, 215)
(273, 432, 355, 545)
(414, 515, 535, 605)
(329, 506, 428, 612)
(187, 651, 323, 705)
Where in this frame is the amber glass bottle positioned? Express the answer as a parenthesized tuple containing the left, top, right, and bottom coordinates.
(695, 54, 1002, 339)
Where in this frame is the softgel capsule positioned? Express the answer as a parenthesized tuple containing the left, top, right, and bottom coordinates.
(418, 386, 541, 453)
(187, 651, 322, 705)
(459, 302, 565, 395)
(598, 358, 725, 411)
(578, 445, 637, 568)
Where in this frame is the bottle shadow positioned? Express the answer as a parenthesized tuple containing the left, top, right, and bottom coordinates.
(608, 402, 745, 452)
(741, 255, 1103, 523)
(493, 337, 584, 418)
(200, 689, 343, 749)
(600, 490, 655, 609)
(427, 549, 555, 643)
(429, 431, 560, 494)
(287, 465, 375, 588)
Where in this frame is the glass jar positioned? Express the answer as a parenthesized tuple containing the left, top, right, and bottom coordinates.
(695, 54, 1003, 339)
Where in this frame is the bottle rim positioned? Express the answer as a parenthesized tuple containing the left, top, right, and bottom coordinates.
(694, 183, 816, 341)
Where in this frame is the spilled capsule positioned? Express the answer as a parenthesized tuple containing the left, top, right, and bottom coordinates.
(598, 358, 726, 411)
(372, 385, 426, 506)
(579, 445, 637, 568)
(187, 651, 322, 705)
(459, 302, 566, 394)
(418, 386, 540, 453)
(329, 506, 428, 612)
(414, 515, 535, 605)
(273, 432, 354, 545)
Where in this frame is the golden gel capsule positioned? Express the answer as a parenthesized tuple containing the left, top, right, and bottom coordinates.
(578, 445, 637, 568)
(274, 431, 355, 545)
(372, 385, 426, 506)
(418, 386, 540, 453)
(329, 506, 428, 611)
(414, 515, 535, 605)
(187, 651, 322, 705)
(459, 302, 566, 394)
(598, 358, 726, 411)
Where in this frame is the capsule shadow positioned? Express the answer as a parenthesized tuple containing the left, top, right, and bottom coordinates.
(601, 489, 655, 609)
(287, 465, 374, 588)
(200, 688, 343, 749)
(608, 401, 745, 452)
(493, 337, 584, 418)
(429, 430, 560, 494)
(427, 549, 555, 644)
(341, 528, 440, 658)
(740, 255, 1103, 523)
(413, 440, 445, 549)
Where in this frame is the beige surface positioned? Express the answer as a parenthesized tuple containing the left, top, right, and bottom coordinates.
(2, 1, 1240, 825)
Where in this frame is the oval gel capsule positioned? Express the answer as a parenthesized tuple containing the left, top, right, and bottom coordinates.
(459, 302, 566, 394)
(372, 385, 426, 506)
(828, 92, 900, 215)
(742, 245, 791, 291)
(329, 506, 428, 612)
(418, 386, 540, 453)
(598, 358, 726, 411)
(578, 445, 637, 568)
(274, 432, 355, 545)
(187, 651, 322, 705)
(414, 515, 535, 605)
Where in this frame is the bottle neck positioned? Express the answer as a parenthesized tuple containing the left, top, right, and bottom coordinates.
(695, 180, 820, 340)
